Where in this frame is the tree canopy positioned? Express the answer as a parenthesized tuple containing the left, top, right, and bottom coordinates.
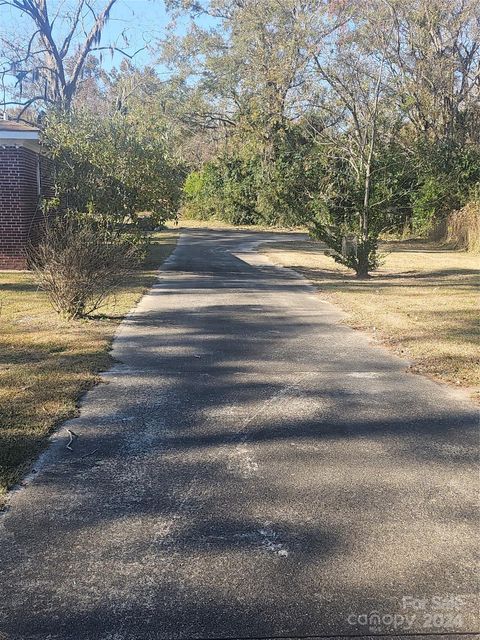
(1, 0, 478, 275)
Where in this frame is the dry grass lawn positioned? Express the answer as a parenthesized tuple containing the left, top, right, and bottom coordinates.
(261, 239, 479, 401)
(0, 231, 177, 504)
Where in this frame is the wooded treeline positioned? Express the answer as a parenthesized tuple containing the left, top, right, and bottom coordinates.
(167, 0, 480, 275)
(1, 0, 479, 276)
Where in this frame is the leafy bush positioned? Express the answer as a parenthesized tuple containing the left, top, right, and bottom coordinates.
(220, 157, 259, 224)
(43, 109, 184, 228)
(182, 128, 323, 227)
(411, 142, 480, 234)
(256, 136, 324, 227)
(183, 170, 215, 219)
(182, 156, 259, 224)
(308, 140, 419, 275)
(182, 127, 480, 259)
(30, 217, 142, 320)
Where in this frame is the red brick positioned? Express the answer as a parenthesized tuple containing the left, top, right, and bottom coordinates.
(0, 146, 52, 270)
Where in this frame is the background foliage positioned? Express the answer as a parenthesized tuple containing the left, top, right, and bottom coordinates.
(1, 0, 479, 276)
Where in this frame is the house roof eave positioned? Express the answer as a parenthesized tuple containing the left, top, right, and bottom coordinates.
(0, 137, 43, 154)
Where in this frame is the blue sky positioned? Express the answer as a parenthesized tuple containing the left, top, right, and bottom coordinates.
(99, 0, 176, 68)
(99, 1, 216, 69)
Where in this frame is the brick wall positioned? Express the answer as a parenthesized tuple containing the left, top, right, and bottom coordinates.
(0, 145, 42, 269)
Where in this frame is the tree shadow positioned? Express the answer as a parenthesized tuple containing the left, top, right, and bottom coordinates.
(0, 227, 478, 639)
(0, 281, 39, 293)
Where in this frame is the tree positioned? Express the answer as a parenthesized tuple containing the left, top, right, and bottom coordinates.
(166, 0, 478, 255)
(379, 0, 480, 232)
(165, 1, 351, 227)
(382, 0, 480, 145)
(0, 0, 139, 115)
(163, 1, 345, 159)
(305, 7, 400, 277)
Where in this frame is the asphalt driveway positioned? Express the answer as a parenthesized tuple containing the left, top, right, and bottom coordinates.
(0, 229, 478, 640)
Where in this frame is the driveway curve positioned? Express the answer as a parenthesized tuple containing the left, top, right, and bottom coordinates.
(0, 228, 478, 640)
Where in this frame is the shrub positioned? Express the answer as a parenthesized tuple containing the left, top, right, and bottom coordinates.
(182, 128, 323, 227)
(42, 109, 184, 228)
(411, 175, 448, 235)
(30, 217, 142, 320)
(182, 157, 259, 224)
(411, 142, 480, 235)
(256, 142, 323, 227)
(182, 164, 221, 220)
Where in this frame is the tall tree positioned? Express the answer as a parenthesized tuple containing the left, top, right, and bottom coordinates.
(381, 0, 480, 144)
(163, 1, 346, 160)
(0, 0, 136, 115)
(297, 4, 403, 276)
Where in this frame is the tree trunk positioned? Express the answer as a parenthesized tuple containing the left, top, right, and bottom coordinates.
(355, 242, 370, 279)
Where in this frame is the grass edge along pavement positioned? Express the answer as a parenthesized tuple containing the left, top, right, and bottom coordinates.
(0, 231, 178, 506)
(260, 237, 480, 404)
(171, 219, 479, 401)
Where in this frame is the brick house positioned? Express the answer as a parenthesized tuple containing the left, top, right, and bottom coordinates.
(0, 121, 53, 269)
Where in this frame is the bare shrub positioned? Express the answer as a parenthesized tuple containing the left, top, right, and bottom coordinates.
(445, 202, 480, 253)
(30, 218, 141, 319)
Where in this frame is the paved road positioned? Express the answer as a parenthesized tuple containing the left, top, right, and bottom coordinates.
(0, 229, 478, 640)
